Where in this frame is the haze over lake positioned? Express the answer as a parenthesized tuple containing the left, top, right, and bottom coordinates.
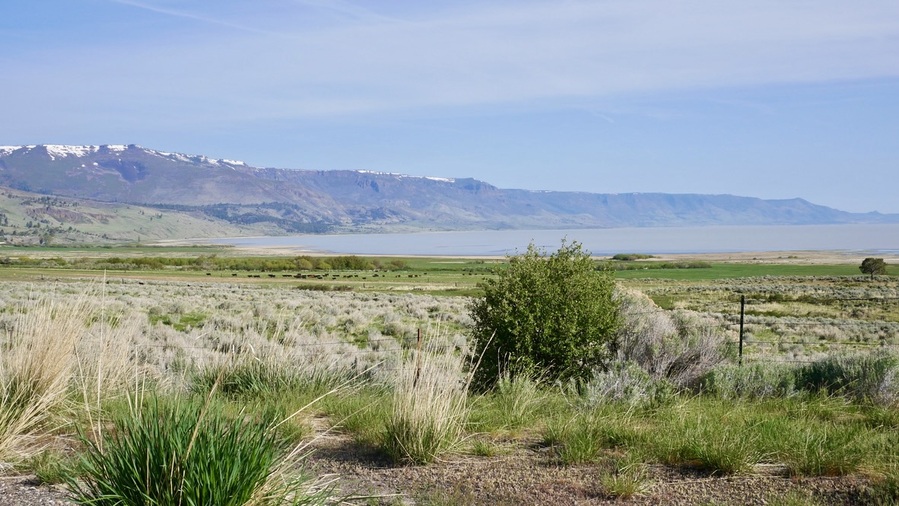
(211, 224, 899, 257)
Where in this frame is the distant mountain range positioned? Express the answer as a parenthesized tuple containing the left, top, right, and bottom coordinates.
(0, 144, 895, 244)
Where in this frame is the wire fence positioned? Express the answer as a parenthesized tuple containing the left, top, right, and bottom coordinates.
(3, 293, 897, 372)
(732, 294, 899, 364)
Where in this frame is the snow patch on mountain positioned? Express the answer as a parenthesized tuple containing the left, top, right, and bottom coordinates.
(356, 170, 455, 183)
(0, 144, 248, 169)
(45, 145, 100, 159)
(0, 146, 23, 156)
(357, 170, 403, 177)
(148, 149, 245, 168)
(0, 144, 134, 161)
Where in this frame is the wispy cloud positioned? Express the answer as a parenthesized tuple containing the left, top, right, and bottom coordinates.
(106, 0, 275, 34)
(8, 0, 899, 124)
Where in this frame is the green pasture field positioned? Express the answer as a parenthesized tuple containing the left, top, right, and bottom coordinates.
(0, 245, 891, 294)
(611, 262, 869, 280)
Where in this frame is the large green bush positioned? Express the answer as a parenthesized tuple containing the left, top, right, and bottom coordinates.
(469, 241, 619, 389)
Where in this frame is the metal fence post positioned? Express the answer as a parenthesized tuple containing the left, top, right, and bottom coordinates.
(739, 295, 745, 366)
(413, 328, 422, 387)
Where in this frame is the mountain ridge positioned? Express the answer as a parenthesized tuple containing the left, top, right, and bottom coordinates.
(0, 144, 895, 244)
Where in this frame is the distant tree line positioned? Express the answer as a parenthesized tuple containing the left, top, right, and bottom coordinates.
(0, 254, 408, 272)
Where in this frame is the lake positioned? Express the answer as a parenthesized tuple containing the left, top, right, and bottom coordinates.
(208, 224, 899, 257)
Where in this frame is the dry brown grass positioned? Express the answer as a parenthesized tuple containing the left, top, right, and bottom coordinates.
(0, 294, 90, 462)
(383, 326, 473, 464)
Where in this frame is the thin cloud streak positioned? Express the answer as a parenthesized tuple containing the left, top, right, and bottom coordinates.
(106, 0, 277, 34)
(7, 0, 899, 126)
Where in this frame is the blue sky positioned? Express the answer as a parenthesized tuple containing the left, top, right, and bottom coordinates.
(2, 0, 898, 213)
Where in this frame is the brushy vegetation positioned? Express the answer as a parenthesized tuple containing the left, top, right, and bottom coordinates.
(701, 352, 899, 405)
(469, 240, 620, 389)
(615, 289, 732, 390)
(0, 253, 896, 503)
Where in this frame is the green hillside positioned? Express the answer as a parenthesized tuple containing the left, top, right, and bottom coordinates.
(0, 188, 260, 245)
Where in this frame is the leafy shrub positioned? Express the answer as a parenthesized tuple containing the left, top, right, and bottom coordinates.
(67, 395, 332, 505)
(469, 240, 619, 389)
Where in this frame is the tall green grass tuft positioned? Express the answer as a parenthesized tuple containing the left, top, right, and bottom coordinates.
(863, 465, 899, 506)
(759, 417, 870, 477)
(491, 372, 546, 429)
(650, 401, 763, 475)
(543, 406, 641, 465)
(469, 371, 554, 433)
(67, 394, 333, 505)
(383, 338, 472, 465)
(599, 455, 652, 499)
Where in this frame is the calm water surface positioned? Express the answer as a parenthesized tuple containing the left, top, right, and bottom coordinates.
(209, 224, 899, 256)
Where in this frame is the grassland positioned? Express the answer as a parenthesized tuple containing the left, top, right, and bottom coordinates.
(0, 246, 897, 504)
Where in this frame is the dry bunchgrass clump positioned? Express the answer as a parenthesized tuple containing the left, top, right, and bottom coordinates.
(0, 294, 91, 462)
(383, 331, 473, 464)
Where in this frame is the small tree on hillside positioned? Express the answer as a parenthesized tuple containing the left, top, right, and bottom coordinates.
(859, 257, 888, 280)
(468, 240, 620, 390)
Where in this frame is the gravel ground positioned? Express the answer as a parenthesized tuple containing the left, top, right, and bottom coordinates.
(0, 433, 880, 506)
(304, 433, 876, 506)
(0, 476, 71, 506)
